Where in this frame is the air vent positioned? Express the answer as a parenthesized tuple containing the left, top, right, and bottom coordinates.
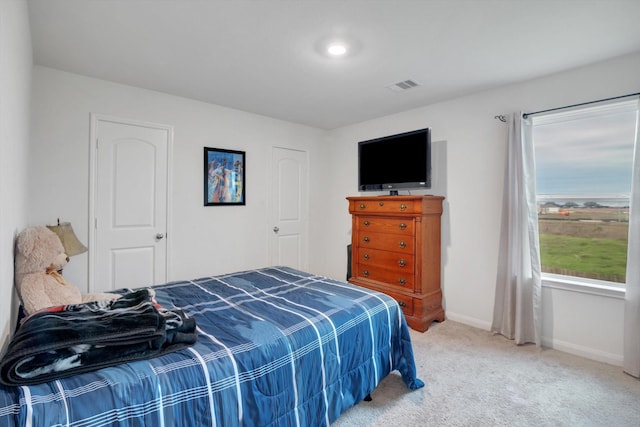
(386, 79, 421, 92)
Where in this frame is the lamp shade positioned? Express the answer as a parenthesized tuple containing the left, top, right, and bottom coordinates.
(47, 221, 88, 256)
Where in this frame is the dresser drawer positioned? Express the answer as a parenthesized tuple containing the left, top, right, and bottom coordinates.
(354, 264, 414, 290)
(355, 247, 414, 272)
(352, 199, 418, 214)
(384, 290, 414, 317)
(355, 216, 414, 236)
(355, 231, 414, 253)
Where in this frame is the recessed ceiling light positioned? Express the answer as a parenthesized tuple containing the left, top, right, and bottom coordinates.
(327, 43, 347, 56)
(314, 35, 361, 59)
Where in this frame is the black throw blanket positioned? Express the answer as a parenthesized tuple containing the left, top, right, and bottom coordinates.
(0, 288, 197, 386)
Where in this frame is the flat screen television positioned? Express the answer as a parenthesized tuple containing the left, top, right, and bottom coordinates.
(358, 128, 431, 193)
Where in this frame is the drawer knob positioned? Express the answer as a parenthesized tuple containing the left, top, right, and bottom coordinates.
(400, 203, 407, 211)
(359, 203, 366, 209)
(363, 253, 370, 260)
(397, 300, 407, 307)
(363, 220, 370, 226)
(363, 270, 370, 277)
(399, 223, 407, 230)
(379, 202, 384, 206)
(363, 236, 370, 243)
(398, 278, 407, 285)
(398, 259, 407, 267)
(398, 241, 407, 248)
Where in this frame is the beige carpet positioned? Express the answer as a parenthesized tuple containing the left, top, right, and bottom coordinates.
(332, 320, 640, 426)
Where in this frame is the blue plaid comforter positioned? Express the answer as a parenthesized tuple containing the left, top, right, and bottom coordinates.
(0, 266, 424, 426)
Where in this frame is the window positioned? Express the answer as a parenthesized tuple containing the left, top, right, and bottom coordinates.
(532, 100, 639, 285)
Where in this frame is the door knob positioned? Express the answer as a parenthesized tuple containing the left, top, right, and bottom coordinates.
(156, 233, 164, 240)
(273, 227, 279, 233)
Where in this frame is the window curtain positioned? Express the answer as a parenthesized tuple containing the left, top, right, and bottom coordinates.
(624, 101, 640, 378)
(491, 112, 542, 346)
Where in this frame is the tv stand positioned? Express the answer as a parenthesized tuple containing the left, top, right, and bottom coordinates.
(347, 195, 445, 332)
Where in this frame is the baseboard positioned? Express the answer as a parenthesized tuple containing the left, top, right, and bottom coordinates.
(444, 312, 623, 367)
(444, 311, 491, 331)
(541, 336, 623, 367)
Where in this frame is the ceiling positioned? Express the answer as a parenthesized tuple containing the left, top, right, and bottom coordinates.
(27, 0, 640, 130)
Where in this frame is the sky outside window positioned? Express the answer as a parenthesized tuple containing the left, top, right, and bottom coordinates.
(533, 110, 636, 197)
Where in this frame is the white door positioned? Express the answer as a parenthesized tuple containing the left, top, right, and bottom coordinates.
(271, 147, 308, 269)
(90, 115, 172, 292)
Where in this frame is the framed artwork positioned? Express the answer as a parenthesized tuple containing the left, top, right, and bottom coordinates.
(204, 147, 245, 206)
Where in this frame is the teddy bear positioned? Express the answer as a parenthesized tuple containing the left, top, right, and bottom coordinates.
(15, 225, 120, 315)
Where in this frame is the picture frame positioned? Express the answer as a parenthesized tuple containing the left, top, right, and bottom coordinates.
(204, 147, 245, 206)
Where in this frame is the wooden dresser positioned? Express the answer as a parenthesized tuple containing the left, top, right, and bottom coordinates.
(347, 195, 444, 332)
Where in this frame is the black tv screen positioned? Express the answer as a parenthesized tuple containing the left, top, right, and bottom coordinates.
(358, 128, 431, 192)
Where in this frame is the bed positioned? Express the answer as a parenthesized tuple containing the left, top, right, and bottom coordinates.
(0, 266, 424, 426)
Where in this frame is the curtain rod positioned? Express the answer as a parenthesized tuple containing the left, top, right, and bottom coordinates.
(522, 92, 640, 119)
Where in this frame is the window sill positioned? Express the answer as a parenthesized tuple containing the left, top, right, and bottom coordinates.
(541, 273, 625, 299)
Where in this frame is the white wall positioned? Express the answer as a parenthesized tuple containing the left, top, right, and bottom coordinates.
(322, 52, 640, 365)
(29, 66, 327, 288)
(0, 0, 32, 352)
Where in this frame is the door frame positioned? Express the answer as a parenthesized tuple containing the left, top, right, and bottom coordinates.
(88, 113, 174, 292)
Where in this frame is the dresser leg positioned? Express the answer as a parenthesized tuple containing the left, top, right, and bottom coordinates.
(406, 310, 445, 332)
